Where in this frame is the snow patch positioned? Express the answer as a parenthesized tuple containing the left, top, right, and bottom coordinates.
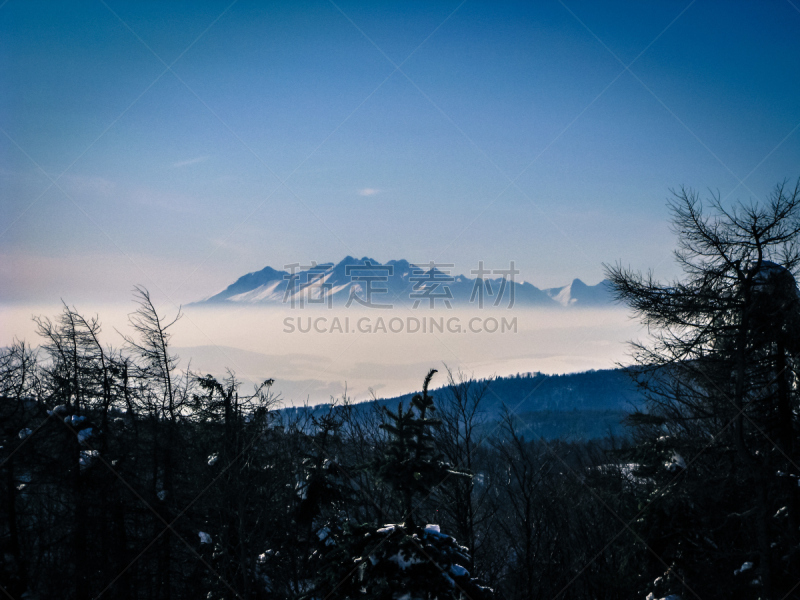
(665, 451, 686, 471)
(80, 450, 99, 469)
(389, 550, 422, 570)
(317, 527, 335, 546)
(449, 564, 468, 577)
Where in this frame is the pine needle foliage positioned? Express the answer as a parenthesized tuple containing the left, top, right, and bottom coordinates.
(377, 369, 453, 527)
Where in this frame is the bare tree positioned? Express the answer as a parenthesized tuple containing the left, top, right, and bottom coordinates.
(434, 366, 494, 574)
(120, 286, 186, 600)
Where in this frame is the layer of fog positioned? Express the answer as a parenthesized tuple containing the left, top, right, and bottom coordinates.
(1, 304, 645, 405)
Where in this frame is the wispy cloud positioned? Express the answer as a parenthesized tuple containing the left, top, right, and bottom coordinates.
(172, 156, 210, 168)
(357, 188, 381, 197)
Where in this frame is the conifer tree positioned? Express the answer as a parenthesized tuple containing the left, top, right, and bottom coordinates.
(308, 370, 492, 600)
(377, 369, 449, 528)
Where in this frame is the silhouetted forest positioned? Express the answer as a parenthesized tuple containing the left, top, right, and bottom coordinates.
(1, 292, 643, 599)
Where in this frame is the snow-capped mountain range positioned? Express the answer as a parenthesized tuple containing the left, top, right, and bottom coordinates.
(192, 256, 614, 308)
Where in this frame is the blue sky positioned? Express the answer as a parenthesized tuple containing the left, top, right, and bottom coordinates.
(2, 0, 799, 305)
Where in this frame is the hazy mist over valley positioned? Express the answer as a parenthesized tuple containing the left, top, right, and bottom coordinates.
(1, 301, 639, 404)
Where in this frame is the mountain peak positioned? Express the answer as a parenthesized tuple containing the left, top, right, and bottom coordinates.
(192, 258, 614, 308)
(335, 255, 380, 268)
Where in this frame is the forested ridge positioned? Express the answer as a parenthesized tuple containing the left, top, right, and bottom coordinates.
(365, 368, 644, 415)
(287, 368, 644, 441)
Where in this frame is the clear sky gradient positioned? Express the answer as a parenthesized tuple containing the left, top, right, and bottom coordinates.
(2, 0, 799, 306)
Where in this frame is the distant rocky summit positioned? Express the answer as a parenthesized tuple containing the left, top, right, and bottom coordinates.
(193, 256, 614, 308)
